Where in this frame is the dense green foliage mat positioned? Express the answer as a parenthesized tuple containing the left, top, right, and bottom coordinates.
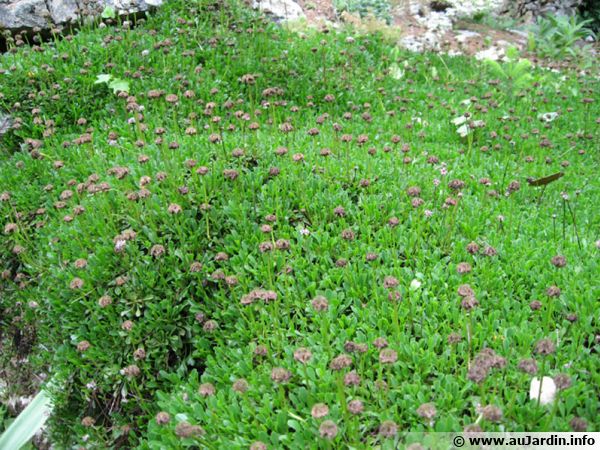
(1, 0, 599, 447)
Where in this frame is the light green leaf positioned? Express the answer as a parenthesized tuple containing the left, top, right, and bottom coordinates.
(101, 6, 116, 19)
(108, 79, 130, 93)
(0, 390, 53, 450)
(94, 74, 112, 84)
(484, 59, 503, 76)
(505, 45, 519, 61)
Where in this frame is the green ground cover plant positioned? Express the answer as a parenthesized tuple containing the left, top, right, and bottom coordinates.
(0, 0, 599, 447)
(527, 14, 596, 59)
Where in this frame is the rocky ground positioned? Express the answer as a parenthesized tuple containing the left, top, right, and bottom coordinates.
(1, 0, 596, 62)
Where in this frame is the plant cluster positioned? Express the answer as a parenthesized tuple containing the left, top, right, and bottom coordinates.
(527, 14, 596, 60)
(0, 0, 599, 447)
(335, 0, 393, 24)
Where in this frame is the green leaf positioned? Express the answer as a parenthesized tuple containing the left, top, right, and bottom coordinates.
(108, 79, 130, 94)
(101, 6, 116, 19)
(0, 390, 53, 450)
(505, 45, 520, 61)
(94, 74, 112, 84)
(484, 59, 504, 79)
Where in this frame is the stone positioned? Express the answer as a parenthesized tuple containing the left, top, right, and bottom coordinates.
(499, 0, 584, 23)
(0, 0, 51, 31)
(252, 0, 304, 21)
(0, 0, 164, 34)
(0, 113, 13, 137)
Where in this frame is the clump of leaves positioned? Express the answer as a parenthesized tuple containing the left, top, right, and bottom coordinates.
(335, 0, 392, 24)
(527, 14, 596, 59)
(484, 46, 533, 99)
(94, 74, 130, 94)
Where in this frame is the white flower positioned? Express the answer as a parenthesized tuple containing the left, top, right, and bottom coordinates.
(114, 240, 127, 253)
(452, 116, 467, 126)
(410, 279, 422, 291)
(390, 64, 404, 80)
(299, 228, 310, 236)
(539, 112, 558, 123)
(456, 124, 470, 137)
(529, 376, 556, 405)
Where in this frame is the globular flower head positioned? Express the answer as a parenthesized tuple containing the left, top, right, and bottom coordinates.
(311, 295, 329, 312)
(329, 354, 352, 371)
(271, 367, 291, 383)
(348, 399, 364, 414)
(534, 338, 556, 356)
(379, 420, 398, 438)
(416, 402, 437, 421)
(311, 403, 329, 418)
(481, 405, 503, 423)
(319, 420, 338, 439)
(293, 347, 312, 364)
(155, 411, 170, 425)
(379, 348, 398, 364)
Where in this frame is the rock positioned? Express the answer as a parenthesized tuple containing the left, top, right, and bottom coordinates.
(499, 0, 584, 23)
(0, 0, 51, 31)
(0, 0, 163, 35)
(252, 0, 304, 21)
(0, 113, 13, 137)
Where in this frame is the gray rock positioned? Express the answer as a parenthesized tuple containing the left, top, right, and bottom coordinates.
(0, 0, 163, 34)
(0, 0, 51, 31)
(0, 113, 13, 137)
(252, 0, 304, 21)
(499, 0, 584, 23)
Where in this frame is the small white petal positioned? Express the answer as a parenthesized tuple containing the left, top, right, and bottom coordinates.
(529, 376, 556, 405)
(410, 279, 422, 291)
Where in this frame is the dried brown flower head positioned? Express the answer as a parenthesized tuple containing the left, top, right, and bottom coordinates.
(311, 403, 329, 418)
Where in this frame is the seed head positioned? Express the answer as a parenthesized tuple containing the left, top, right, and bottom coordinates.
(150, 244, 165, 258)
(378, 420, 398, 438)
(348, 399, 364, 414)
(457, 262, 472, 274)
(530, 300, 542, 311)
(98, 295, 113, 308)
(534, 338, 556, 356)
(271, 367, 291, 383)
(311, 295, 329, 312)
(199, 383, 216, 397)
(81, 416, 95, 427)
(457, 284, 474, 297)
(329, 354, 352, 371)
(344, 370, 361, 386)
(551, 255, 566, 268)
(383, 276, 399, 289)
(481, 405, 503, 423)
(175, 422, 205, 438)
(517, 358, 538, 375)
(293, 347, 312, 364)
(373, 337, 388, 349)
(155, 411, 170, 425)
(70, 277, 84, 289)
(311, 403, 329, 418)
(77, 340, 90, 352)
(546, 286, 560, 297)
(379, 348, 398, 364)
(416, 402, 437, 420)
(553, 373, 571, 390)
(233, 378, 249, 393)
(319, 420, 338, 439)
(570, 417, 588, 432)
